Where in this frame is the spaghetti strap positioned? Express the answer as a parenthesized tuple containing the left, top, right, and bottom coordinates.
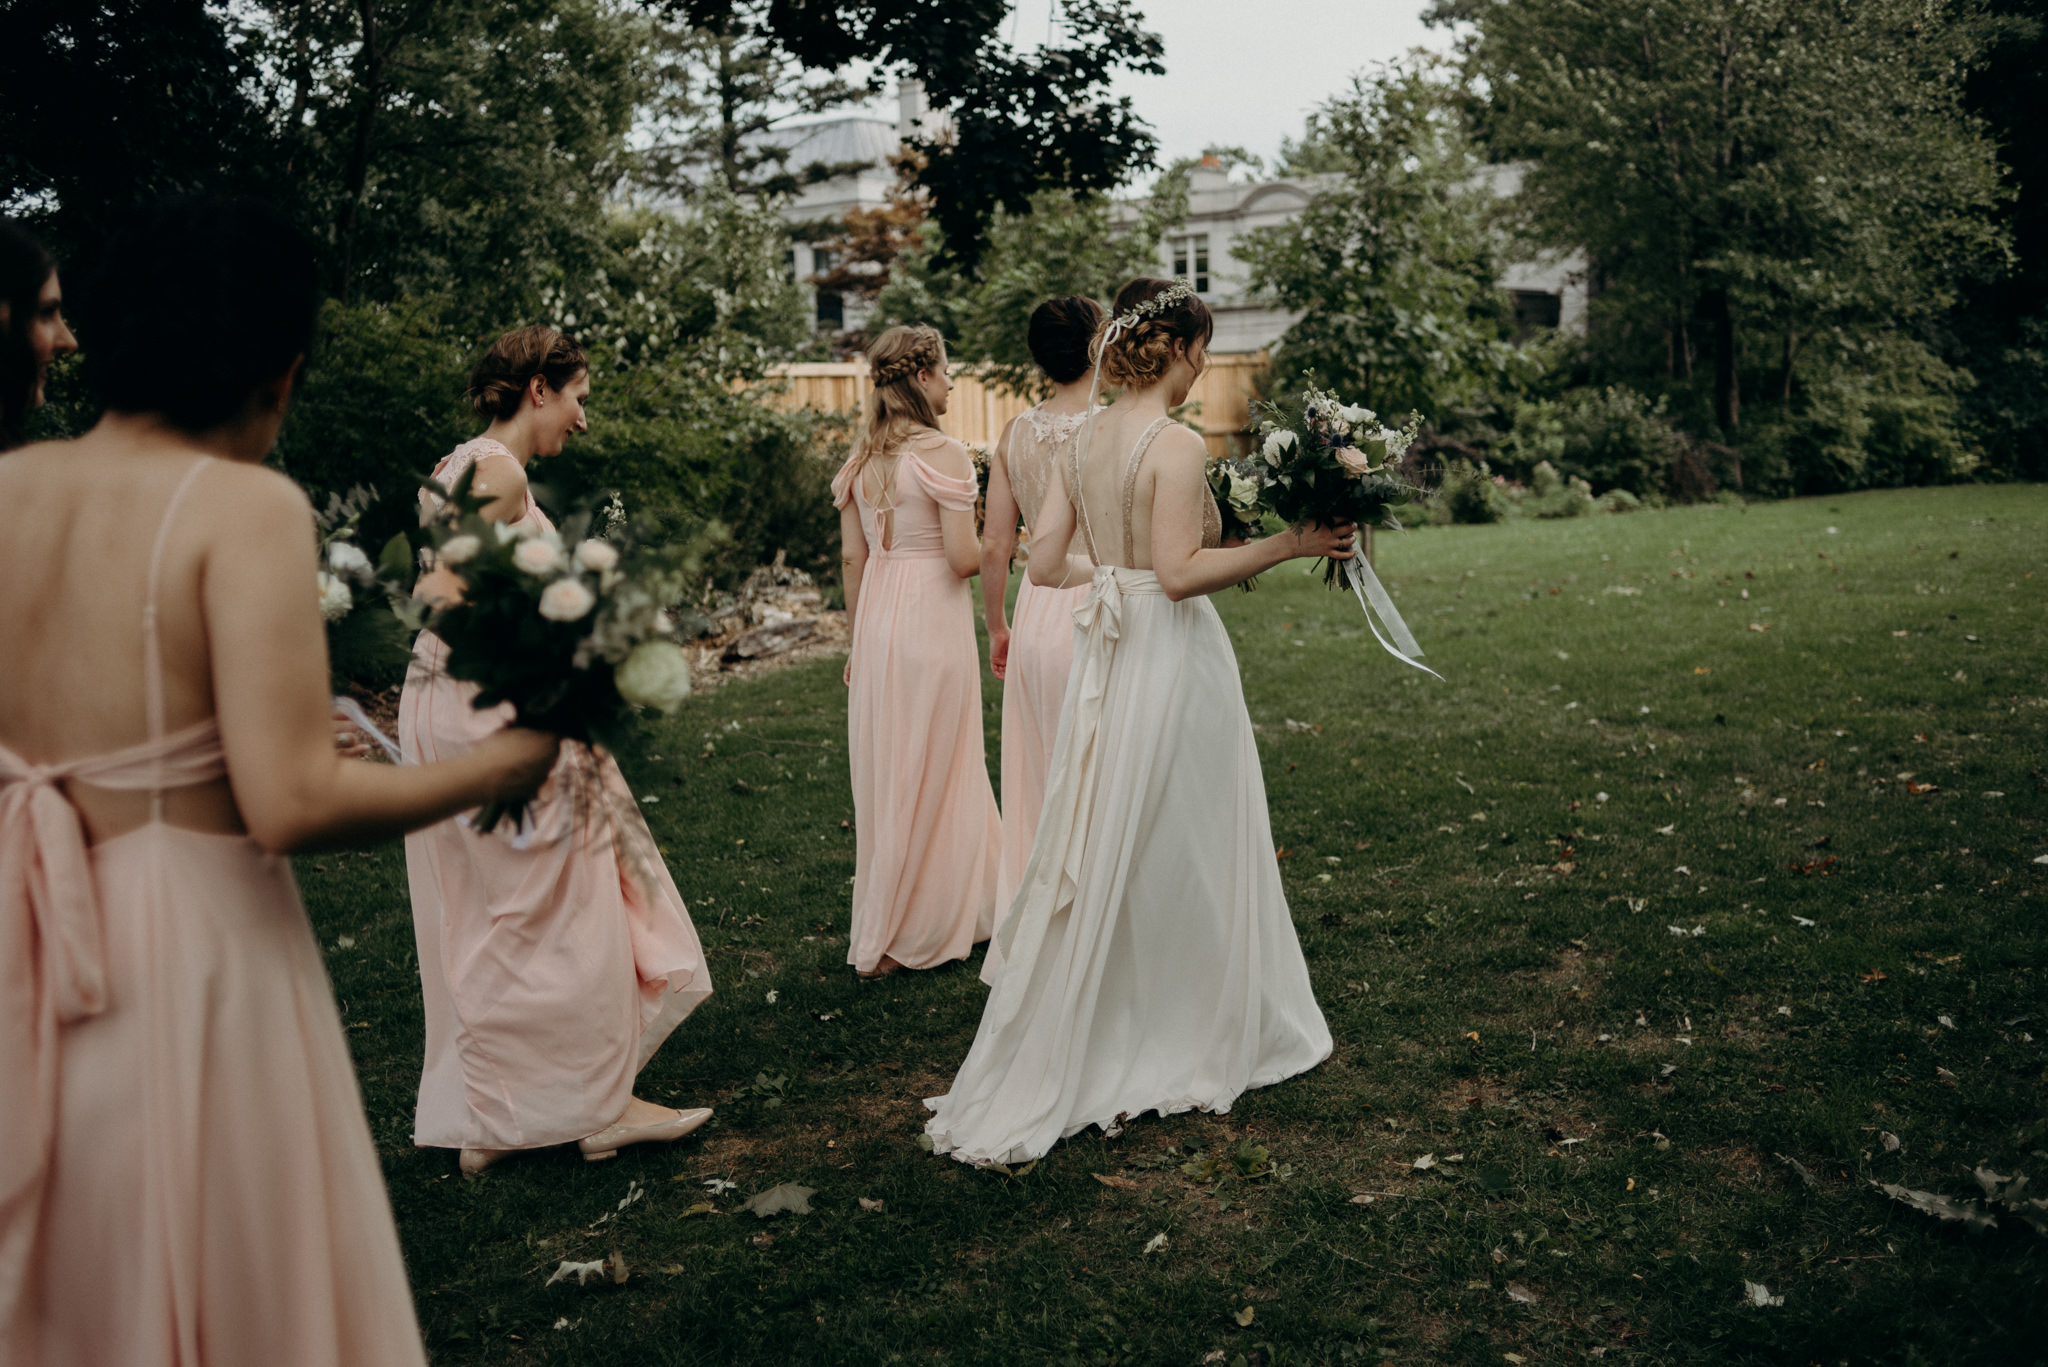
(143, 459, 212, 819)
(1119, 417, 1172, 569)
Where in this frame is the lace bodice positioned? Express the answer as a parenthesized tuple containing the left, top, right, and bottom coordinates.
(1069, 417, 1221, 569)
(1008, 405, 1096, 534)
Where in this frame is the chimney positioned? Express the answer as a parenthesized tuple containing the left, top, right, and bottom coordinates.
(897, 80, 928, 142)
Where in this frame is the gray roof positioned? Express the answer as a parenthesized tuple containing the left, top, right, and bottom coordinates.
(746, 117, 899, 173)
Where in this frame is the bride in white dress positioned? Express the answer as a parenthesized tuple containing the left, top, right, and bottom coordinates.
(925, 278, 1354, 1166)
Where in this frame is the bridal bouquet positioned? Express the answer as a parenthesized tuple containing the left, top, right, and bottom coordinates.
(314, 487, 412, 688)
(405, 468, 712, 830)
(1240, 387, 1441, 677)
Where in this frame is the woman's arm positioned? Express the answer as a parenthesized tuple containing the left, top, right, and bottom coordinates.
(1027, 462, 1085, 589)
(204, 467, 558, 853)
(414, 450, 531, 605)
(918, 437, 982, 581)
(838, 500, 867, 686)
(1147, 428, 1355, 602)
(979, 420, 1020, 677)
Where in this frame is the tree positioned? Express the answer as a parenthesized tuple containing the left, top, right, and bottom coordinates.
(1449, 0, 2008, 439)
(1237, 57, 1519, 420)
(670, 0, 1164, 268)
(638, 7, 872, 199)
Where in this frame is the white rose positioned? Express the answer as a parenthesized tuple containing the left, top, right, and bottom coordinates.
(513, 537, 565, 576)
(1337, 402, 1375, 425)
(316, 571, 353, 622)
(537, 577, 597, 622)
(438, 533, 482, 565)
(1226, 471, 1260, 511)
(327, 541, 371, 576)
(1261, 429, 1297, 466)
(614, 639, 692, 712)
(575, 539, 620, 572)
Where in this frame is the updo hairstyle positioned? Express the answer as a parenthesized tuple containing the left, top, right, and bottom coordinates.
(0, 217, 57, 449)
(1027, 295, 1107, 386)
(82, 194, 318, 434)
(1092, 277, 1214, 390)
(466, 324, 587, 421)
(848, 323, 946, 475)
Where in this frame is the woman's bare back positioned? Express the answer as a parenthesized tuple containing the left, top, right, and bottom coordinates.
(0, 437, 315, 840)
(1071, 409, 1212, 570)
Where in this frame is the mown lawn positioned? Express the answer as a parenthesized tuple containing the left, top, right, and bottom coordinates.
(301, 483, 2048, 1367)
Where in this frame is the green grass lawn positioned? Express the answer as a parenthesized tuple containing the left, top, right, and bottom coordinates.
(301, 484, 2048, 1367)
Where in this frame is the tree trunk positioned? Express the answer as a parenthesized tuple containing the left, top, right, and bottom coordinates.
(1708, 288, 1739, 435)
(716, 31, 742, 194)
(1779, 330, 1798, 402)
(336, 0, 383, 302)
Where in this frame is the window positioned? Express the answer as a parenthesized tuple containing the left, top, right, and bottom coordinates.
(1169, 234, 1210, 293)
(1510, 290, 1562, 337)
(810, 247, 843, 329)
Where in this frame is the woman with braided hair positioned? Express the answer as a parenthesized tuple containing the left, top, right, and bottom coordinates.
(834, 324, 1002, 978)
(926, 278, 1346, 1164)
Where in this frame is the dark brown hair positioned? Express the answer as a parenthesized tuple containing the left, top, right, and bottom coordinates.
(1027, 295, 1107, 386)
(1092, 277, 1214, 390)
(0, 218, 55, 449)
(82, 195, 318, 434)
(466, 324, 588, 420)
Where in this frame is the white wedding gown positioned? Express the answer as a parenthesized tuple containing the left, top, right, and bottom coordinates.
(925, 416, 1331, 1166)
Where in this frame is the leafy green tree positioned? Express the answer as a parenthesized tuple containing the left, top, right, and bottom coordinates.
(670, 0, 1165, 267)
(1237, 57, 1519, 420)
(1446, 0, 2008, 442)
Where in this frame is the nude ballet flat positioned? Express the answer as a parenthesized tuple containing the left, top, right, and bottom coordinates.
(578, 1107, 713, 1162)
(459, 1147, 513, 1177)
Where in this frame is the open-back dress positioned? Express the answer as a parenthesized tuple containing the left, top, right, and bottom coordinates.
(924, 418, 1332, 1166)
(1, 457, 430, 1365)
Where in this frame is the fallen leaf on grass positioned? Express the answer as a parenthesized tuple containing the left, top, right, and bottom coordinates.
(1936, 1066, 1958, 1086)
(1413, 1154, 1438, 1170)
(545, 1259, 608, 1287)
(1776, 1153, 1820, 1189)
(1504, 1354, 1528, 1365)
(1788, 857, 1838, 876)
(1871, 1180, 1998, 1233)
(858, 1197, 885, 1213)
(680, 1202, 718, 1218)
(609, 1250, 629, 1285)
(1743, 1281, 1785, 1307)
(1660, 1064, 1679, 1077)
(1860, 969, 1888, 984)
(1142, 1232, 1169, 1254)
(1792, 915, 1816, 927)
(1093, 1173, 1139, 1191)
(1506, 1282, 1540, 1304)
(1880, 1132, 1904, 1155)
(1905, 781, 1940, 795)
(1203, 1353, 1226, 1365)
(1235, 1306, 1255, 1327)
(701, 1177, 739, 1195)
(1653, 824, 1675, 836)
(1776, 1005, 1793, 1016)
(741, 1183, 816, 1218)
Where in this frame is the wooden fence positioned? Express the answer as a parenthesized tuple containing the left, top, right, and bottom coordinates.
(761, 353, 1271, 461)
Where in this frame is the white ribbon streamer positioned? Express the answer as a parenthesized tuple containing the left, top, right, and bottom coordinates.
(1337, 555, 1444, 680)
(331, 694, 406, 764)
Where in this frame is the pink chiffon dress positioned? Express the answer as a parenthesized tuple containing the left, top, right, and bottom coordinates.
(834, 440, 1002, 973)
(1, 458, 428, 1365)
(986, 405, 1096, 984)
(399, 439, 711, 1152)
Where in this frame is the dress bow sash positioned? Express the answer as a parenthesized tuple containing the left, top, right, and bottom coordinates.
(0, 765, 111, 1025)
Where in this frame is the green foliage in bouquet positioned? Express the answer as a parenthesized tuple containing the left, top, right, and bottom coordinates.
(314, 487, 414, 690)
(1236, 387, 1429, 586)
(402, 465, 726, 829)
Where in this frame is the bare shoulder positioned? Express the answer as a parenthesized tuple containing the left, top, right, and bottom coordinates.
(199, 458, 315, 523)
(913, 432, 973, 480)
(472, 449, 528, 494)
(1150, 421, 1210, 471)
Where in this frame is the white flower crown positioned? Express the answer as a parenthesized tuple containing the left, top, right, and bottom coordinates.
(1107, 278, 1197, 335)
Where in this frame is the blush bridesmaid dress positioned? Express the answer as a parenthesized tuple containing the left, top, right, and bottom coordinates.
(985, 404, 1096, 985)
(1, 458, 430, 1365)
(399, 438, 712, 1155)
(835, 437, 1002, 974)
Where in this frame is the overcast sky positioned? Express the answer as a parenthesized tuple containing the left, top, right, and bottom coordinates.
(832, 1, 1456, 180)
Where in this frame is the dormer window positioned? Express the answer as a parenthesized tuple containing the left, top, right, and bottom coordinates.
(1170, 234, 1210, 293)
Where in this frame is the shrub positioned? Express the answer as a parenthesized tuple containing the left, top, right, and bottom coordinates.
(1742, 336, 1977, 496)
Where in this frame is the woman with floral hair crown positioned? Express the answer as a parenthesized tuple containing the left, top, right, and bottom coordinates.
(926, 277, 1351, 1165)
(399, 324, 714, 1177)
(835, 323, 1002, 977)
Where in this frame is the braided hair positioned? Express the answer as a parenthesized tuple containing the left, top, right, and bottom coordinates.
(847, 324, 947, 495)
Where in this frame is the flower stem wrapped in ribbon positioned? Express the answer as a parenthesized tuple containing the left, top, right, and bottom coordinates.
(1236, 387, 1442, 677)
(402, 464, 725, 831)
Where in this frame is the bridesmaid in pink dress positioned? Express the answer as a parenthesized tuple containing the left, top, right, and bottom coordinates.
(401, 326, 714, 1176)
(978, 297, 1106, 982)
(0, 196, 559, 1366)
(835, 324, 1002, 978)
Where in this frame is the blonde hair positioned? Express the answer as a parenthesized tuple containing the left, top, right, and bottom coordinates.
(847, 324, 946, 498)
